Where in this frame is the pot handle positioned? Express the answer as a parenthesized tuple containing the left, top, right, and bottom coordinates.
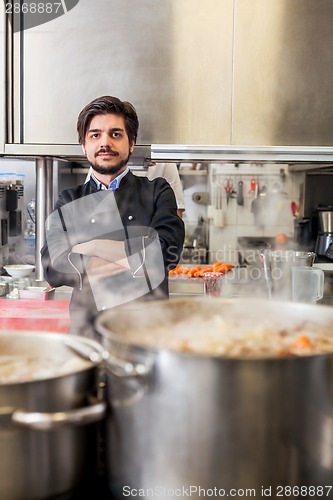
(64, 339, 150, 378)
(11, 401, 106, 431)
(64, 336, 106, 363)
(103, 352, 153, 378)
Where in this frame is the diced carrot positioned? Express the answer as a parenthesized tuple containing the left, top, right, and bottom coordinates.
(213, 265, 228, 274)
(215, 263, 234, 273)
(293, 335, 312, 349)
(179, 341, 192, 352)
(169, 262, 234, 278)
(203, 266, 213, 273)
(212, 261, 222, 270)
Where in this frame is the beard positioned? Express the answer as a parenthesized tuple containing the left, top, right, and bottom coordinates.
(89, 150, 131, 176)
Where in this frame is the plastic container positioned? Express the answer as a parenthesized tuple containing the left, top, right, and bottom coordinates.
(6, 277, 31, 300)
(16, 174, 25, 186)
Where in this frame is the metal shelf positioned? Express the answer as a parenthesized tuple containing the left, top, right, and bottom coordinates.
(152, 144, 333, 163)
(179, 169, 208, 176)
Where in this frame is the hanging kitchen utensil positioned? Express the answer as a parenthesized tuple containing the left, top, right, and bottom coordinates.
(224, 178, 233, 205)
(237, 180, 244, 206)
(214, 184, 224, 227)
(251, 179, 265, 225)
(208, 170, 217, 220)
(249, 178, 257, 196)
(291, 201, 298, 217)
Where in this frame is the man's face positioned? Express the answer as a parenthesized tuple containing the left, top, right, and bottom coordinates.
(82, 113, 134, 175)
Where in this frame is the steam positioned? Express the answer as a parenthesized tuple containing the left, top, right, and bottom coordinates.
(96, 297, 333, 358)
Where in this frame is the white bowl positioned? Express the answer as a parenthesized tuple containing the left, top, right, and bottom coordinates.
(3, 264, 35, 278)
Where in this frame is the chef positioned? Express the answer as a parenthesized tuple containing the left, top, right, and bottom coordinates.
(41, 95, 184, 338)
(85, 162, 186, 218)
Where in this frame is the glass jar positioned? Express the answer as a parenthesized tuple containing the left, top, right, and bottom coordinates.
(203, 272, 223, 298)
(7, 277, 31, 299)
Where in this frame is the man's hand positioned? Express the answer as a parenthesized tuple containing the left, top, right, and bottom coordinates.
(72, 239, 128, 263)
(86, 256, 130, 279)
(71, 239, 130, 280)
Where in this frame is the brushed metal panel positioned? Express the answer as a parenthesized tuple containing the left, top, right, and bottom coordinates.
(169, 0, 233, 144)
(151, 144, 333, 163)
(0, 1, 5, 153)
(21, 0, 233, 145)
(233, 0, 333, 146)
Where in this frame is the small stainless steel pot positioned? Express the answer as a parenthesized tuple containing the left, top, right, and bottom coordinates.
(0, 332, 106, 500)
(95, 298, 333, 499)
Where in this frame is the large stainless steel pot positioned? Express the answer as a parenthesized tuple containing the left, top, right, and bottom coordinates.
(95, 298, 333, 499)
(0, 332, 106, 500)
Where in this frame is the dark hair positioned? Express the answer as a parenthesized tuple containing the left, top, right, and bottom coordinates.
(77, 95, 139, 145)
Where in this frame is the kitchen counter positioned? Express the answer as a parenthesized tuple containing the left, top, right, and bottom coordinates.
(0, 298, 70, 332)
(169, 266, 268, 299)
(169, 276, 204, 296)
(1, 270, 332, 335)
(169, 267, 333, 306)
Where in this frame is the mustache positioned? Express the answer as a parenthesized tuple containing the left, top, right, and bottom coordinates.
(95, 147, 118, 157)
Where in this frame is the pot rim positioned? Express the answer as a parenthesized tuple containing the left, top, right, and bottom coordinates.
(95, 297, 333, 361)
(0, 332, 104, 385)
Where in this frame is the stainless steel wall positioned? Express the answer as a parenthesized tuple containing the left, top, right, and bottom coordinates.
(233, 0, 333, 146)
(0, 1, 6, 153)
(6, 0, 333, 147)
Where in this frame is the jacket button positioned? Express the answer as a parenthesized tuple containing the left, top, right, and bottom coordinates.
(128, 215, 133, 220)
(91, 218, 96, 223)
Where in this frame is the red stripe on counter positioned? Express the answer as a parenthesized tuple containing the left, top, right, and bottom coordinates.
(0, 299, 70, 333)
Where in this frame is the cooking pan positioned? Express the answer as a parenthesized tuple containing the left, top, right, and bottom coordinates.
(95, 297, 333, 498)
(0, 332, 106, 500)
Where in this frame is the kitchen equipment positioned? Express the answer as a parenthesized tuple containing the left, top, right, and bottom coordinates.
(237, 179, 244, 206)
(294, 217, 314, 251)
(214, 185, 225, 227)
(259, 249, 319, 301)
(250, 179, 265, 225)
(0, 276, 12, 296)
(237, 236, 274, 268)
(248, 177, 257, 196)
(224, 177, 234, 204)
(192, 192, 209, 205)
(291, 201, 298, 217)
(0, 332, 106, 500)
(313, 206, 333, 261)
(18, 286, 56, 300)
(7, 277, 31, 299)
(209, 180, 224, 227)
(183, 216, 208, 264)
(95, 298, 333, 498)
(203, 271, 223, 297)
(292, 266, 324, 303)
(3, 264, 35, 278)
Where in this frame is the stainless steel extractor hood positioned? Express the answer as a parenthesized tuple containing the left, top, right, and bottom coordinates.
(151, 145, 333, 164)
(2, 0, 333, 163)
